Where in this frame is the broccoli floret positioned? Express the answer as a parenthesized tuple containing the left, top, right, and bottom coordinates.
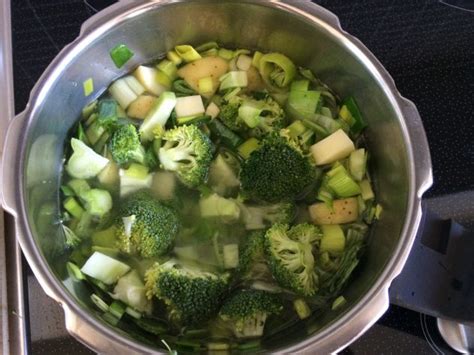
(288, 223, 321, 245)
(241, 202, 296, 230)
(240, 135, 314, 203)
(265, 223, 318, 296)
(238, 231, 272, 282)
(158, 125, 213, 188)
(115, 191, 180, 257)
(249, 95, 286, 139)
(219, 289, 283, 338)
(218, 98, 244, 131)
(109, 124, 145, 165)
(144, 260, 230, 326)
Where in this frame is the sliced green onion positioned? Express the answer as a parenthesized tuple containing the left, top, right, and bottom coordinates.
(321, 225, 346, 255)
(343, 96, 367, 134)
(110, 44, 134, 69)
(67, 261, 85, 281)
(81, 252, 130, 285)
(218, 48, 234, 60)
(91, 293, 109, 312)
(63, 197, 84, 219)
(157, 59, 178, 81)
(349, 148, 367, 181)
(359, 179, 374, 200)
(175, 45, 201, 62)
(219, 71, 248, 91)
(238, 137, 260, 159)
(197, 76, 214, 95)
(175, 95, 205, 118)
(83, 78, 94, 97)
(238, 100, 263, 128)
(293, 298, 311, 320)
(167, 50, 182, 66)
(259, 52, 296, 89)
(327, 163, 361, 198)
(195, 41, 219, 52)
(331, 295, 347, 311)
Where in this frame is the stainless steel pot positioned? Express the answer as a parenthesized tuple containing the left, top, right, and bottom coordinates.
(1, 0, 432, 353)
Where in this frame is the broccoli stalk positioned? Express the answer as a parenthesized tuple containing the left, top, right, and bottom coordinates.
(238, 231, 273, 282)
(218, 289, 283, 338)
(109, 124, 146, 165)
(158, 125, 213, 188)
(144, 260, 230, 326)
(265, 223, 319, 296)
(115, 191, 180, 257)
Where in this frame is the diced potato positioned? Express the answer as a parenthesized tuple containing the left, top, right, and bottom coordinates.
(127, 95, 157, 120)
(309, 198, 358, 225)
(311, 129, 355, 166)
(97, 153, 119, 190)
(177, 56, 229, 97)
(245, 65, 265, 93)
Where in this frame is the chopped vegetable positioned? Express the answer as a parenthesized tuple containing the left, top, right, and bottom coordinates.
(66, 138, 109, 179)
(311, 129, 355, 165)
(309, 198, 359, 225)
(83, 78, 94, 97)
(110, 44, 134, 68)
(81, 252, 130, 285)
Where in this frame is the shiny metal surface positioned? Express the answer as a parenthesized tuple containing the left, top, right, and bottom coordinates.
(1, 0, 432, 353)
(437, 318, 474, 353)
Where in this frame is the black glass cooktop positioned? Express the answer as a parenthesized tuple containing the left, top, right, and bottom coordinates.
(11, 0, 473, 353)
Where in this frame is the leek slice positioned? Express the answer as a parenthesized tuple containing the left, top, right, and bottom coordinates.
(219, 71, 248, 91)
(259, 52, 296, 89)
(175, 44, 201, 62)
(109, 78, 137, 109)
(109, 44, 134, 68)
(139, 91, 177, 141)
(320, 225, 346, 255)
(81, 252, 130, 285)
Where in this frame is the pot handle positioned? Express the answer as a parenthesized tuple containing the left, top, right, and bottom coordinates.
(399, 98, 433, 196)
(389, 202, 474, 323)
(1, 112, 27, 215)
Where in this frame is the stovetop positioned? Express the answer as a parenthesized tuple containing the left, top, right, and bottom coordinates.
(9, 0, 474, 353)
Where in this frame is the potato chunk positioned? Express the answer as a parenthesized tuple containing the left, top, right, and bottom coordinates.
(309, 198, 358, 225)
(127, 95, 157, 120)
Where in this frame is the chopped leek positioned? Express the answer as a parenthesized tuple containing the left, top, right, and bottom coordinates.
(81, 252, 130, 285)
(343, 96, 367, 134)
(175, 44, 201, 62)
(287, 120, 307, 138)
(207, 119, 244, 148)
(326, 163, 361, 198)
(252, 51, 263, 68)
(91, 293, 109, 312)
(134, 65, 167, 96)
(167, 50, 182, 66)
(290, 80, 310, 92)
(82, 100, 97, 120)
(139, 91, 177, 141)
(63, 197, 84, 219)
(332, 296, 347, 311)
(359, 180, 374, 200)
(320, 225, 346, 255)
(219, 71, 248, 91)
(83, 78, 94, 97)
(67, 261, 85, 281)
(66, 138, 109, 179)
(110, 44, 134, 68)
(157, 59, 178, 81)
(223, 244, 239, 269)
(349, 148, 367, 181)
(198, 76, 213, 95)
(199, 193, 241, 222)
(287, 90, 321, 118)
(236, 54, 253, 71)
(109, 78, 137, 109)
(238, 137, 260, 159)
(195, 41, 219, 52)
(123, 76, 146, 96)
(259, 52, 296, 89)
(119, 164, 153, 197)
(238, 100, 263, 128)
(78, 189, 112, 218)
(68, 179, 90, 196)
(293, 299, 311, 319)
(175, 95, 205, 118)
(218, 48, 234, 60)
(205, 102, 220, 119)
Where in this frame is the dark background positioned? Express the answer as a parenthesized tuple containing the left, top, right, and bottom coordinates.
(10, 0, 473, 353)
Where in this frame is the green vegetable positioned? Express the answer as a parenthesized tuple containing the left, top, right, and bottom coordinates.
(78, 188, 113, 218)
(91, 293, 109, 312)
(199, 193, 241, 223)
(287, 90, 321, 118)
(326, 163, 361, 198)
(109, 124, 145, 165)
(219, 71, 248, 91)
(83, 78, 94, 97)
(158, 125, 213, 188)
(112, 270, 152, 314)
(293, 298, 311, 319)
(331, 295, 347, 311)
(359, 179, 374, 201)
(258, 52, 296, 89)
(208, 153, 240, 197)
(67, 179, 90, 196)
(144, 260, 230, 326)
(110, 44, 134, 68)
(115, 191, 180, 258)
(237, 137, 260, 159)
(223, 244, 239, 269)
(320, 225, 346, 256)
(349, 148, 367, 182)
(219, 289, 283, 338)
(174, 45, 201, 62)
(81, 252, 131, 285)
(238, 231, 272, 282)
(208, 118, 244, 149)
(109, 78, 138, 109)
(66, 261, 85, 281)
(265, 223, 318, 296)
(240, 202, 295, 230)
(157, 59, 178, 81)
(139, 91, 177, 141)
(240, 135, 314, 203)
(62, 224, 81, 248)
(119, 163, 153, 197)
(63, 197, 84, 219)
(342, 96, 367, 135)
(66, 138, 109, 179)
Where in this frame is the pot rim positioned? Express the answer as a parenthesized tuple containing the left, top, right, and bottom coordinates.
(8, 0, 431, 353)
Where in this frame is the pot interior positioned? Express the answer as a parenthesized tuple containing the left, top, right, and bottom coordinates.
(21, 1, 410, 352)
